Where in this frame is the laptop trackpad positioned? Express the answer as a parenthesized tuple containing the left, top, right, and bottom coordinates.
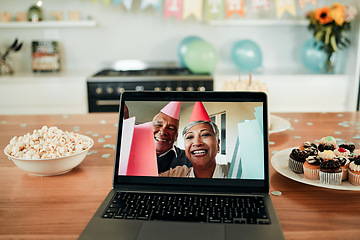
(136, 221, 225, 240)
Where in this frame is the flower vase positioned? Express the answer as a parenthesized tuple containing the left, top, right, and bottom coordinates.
(322, 52, 336, 74)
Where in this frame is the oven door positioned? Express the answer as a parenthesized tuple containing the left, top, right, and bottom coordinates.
(87, 82, 121, 113)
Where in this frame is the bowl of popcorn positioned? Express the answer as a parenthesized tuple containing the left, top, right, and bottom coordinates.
(4, 126, 93, 176)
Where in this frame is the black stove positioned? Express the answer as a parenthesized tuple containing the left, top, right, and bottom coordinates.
(86, 61, 214, 113)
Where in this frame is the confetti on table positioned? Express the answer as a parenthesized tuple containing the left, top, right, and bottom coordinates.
(87, 151, 97, 156)
(100, 120, 106, 125)
(337, 114, 344, 117)
(20, 123, 27, 127)
(114, 124, 118, 127)
(293, 119, 299, 123)
(98, 138, 105, 143)
(289, 126, 294, 131)
(294, 136, 301, 139)
(73, 126, 80, 132)
(271, 150, 279, 155)
(86, 131, 93, 135)
(105, 135, 112, 139)
(103, 144, 116, 149)
(306, 122, 313, 126)
(271, 191, 282, 196)
(353, 135, 360, 140)
(269, 141, 275, 145)
(101, 153, 111, 158)
(92, 133, 99, 137)
(334, 131, 342, 135)
(62, 115, 69, 119)
(1, 121, 7, 124)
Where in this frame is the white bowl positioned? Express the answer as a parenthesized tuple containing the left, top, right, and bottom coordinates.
(5, 135, 94, 176)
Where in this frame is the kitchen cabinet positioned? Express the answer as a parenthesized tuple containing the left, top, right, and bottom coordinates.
(0, 72, 89, 115)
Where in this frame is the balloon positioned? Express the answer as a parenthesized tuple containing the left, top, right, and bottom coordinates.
(300, 38, 329, 73)
(177, 36, 203, 67)
(183, 40, 217, 74)
(231, 40, 262, 72)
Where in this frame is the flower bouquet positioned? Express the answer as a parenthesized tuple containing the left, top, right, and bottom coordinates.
(306, 3, 357, 73)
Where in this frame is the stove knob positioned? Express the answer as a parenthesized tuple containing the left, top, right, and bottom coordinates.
(95, 87, 103, 94)
(176, 86, 183, 91)
(154, 87, 162, 91)
(117, 87, 125, 93)
(198, 86, 206, 91)
(107, 87, 114, 94)
(186, 86, 194, 91)
(135, 85, 144, 91)
(165, 86, 172, 91)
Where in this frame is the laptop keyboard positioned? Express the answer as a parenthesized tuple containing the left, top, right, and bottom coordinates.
(102, 192, 270, 224)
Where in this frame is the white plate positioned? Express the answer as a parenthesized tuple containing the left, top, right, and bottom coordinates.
(269, 115, 291, 134)
(271, 147, 360, 191)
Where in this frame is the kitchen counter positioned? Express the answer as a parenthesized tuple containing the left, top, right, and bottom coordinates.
(0, 70, 94, 115)
(1, 112, 360, 239)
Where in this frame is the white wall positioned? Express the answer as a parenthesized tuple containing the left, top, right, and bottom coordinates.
(1, 0, 359, 75)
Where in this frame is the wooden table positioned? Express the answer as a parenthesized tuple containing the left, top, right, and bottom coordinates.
(1, 113, 360, 240)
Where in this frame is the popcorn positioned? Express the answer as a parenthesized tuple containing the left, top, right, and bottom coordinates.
(4, 126, 92, 159)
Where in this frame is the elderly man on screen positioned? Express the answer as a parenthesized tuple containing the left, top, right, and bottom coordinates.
(152, 101, 192, 174)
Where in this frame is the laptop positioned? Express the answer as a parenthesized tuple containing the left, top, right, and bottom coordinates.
(79, 91, 284, 240)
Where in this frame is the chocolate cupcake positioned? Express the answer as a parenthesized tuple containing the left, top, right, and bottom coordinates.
(304, 146, 318, 156)
(289, 148, 308, 173)
(300, 141, 318, 151)
(319, 160, 342, 185)
(348, 155, 360, 163)
(334, 156, 350, 181)
(318, 142, 335, 152)
(339, 143, 356, 153)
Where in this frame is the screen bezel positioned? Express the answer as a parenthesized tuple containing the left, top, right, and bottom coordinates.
(113, 91, 270, 194)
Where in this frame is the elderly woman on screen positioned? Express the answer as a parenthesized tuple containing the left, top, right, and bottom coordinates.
(159, 102, 228, 178)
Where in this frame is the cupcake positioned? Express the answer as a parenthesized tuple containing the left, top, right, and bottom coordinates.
(289, 148, 308, 173)
(319, 160, 342, 185)
(318, 150, 336, 160)
(318, 142, 335, 152)
(334, 147, 350, 157)
(303, 156, 323, 180)
(320, 136, 337, 146)
(299, 141, 317, 151)
(348, 155, 360, 163)
(348, 158, 360, 186)
(304, 146, 318, 156)
(334, 156, 350, 181)
(339, 143, 355, 153)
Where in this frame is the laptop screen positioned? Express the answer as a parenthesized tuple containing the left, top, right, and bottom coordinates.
(114, 91, 269, 193)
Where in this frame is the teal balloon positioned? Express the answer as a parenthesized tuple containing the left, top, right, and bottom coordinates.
(300, 38, 328, 73)
(231, 40, 262, 72)
(177, 36, 203, 67)
(183, 40, 217, 74)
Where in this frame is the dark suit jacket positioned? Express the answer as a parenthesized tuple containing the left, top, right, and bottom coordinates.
(157, 146, 192, 174)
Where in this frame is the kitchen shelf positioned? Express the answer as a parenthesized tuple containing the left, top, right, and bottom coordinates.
(209, 19, 308, 26)
(0, 20, 97, 28)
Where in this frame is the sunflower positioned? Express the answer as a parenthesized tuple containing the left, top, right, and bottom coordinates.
(329, 3, 345, 26)
(315, 6, 333, 24)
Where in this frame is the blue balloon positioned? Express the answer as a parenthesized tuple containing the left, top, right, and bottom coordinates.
(300, 38, 328, 73)
(231, 40, 262, 72)
(178, 36, 203, 67)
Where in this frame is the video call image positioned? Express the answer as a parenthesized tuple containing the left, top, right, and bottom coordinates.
(118, 101, 265, 180)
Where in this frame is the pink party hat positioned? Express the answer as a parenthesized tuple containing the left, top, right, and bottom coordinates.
(189, 102, 211, 122)
(160, 101, 181, 120)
